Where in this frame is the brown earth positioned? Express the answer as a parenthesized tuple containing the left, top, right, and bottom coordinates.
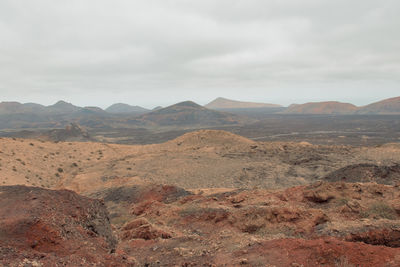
(3, 181, 400, 266)
(0, 185, 135, 266)
(1, 130, 400, 193)
(2, 130, 400, 266)
(106, 181, 400, 266)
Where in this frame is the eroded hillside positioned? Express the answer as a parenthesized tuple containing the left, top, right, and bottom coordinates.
(1, 130, 400, 194)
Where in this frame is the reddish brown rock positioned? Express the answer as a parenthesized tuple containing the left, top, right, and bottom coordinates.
(0, 185, 134, 267)
(239, 237, 400, 267)
(345, 228, 400, 248)
(121, 218, 172, 240)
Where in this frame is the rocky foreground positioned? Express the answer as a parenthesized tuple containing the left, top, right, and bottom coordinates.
(1, 181, 400, 266)
(1, 131, 400, 266)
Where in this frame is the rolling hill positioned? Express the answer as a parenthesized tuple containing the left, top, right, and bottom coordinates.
(357, 96, 400, 114)
(205, 97, 281, 109)
(134, 101, 249, 127)
(284, 101, 358, 114)
(105, 103, 149, 114)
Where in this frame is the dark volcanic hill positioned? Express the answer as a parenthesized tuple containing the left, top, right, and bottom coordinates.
(41, 123, 93, 142)
(357, 96, 400, 114)
(47, 100, 81, 113)
(135, 101, 249, 127)
(284, 101, 358, 114)
(0, 101, 47, 114)
(205, 97, 281, 109)
(105, 103, 149, 114)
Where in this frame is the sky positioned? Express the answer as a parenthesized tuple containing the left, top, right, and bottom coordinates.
(0, 0, 399, 109)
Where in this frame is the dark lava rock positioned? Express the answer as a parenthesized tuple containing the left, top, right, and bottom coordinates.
(90, 184, 192, 205)
(324, 163, 400, 185)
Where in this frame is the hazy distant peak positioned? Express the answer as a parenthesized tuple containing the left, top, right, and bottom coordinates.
(172, 101, 203, 108)
(0, 101, 23, 114)
(82, 106, 105, 113)
(284, 101, 358, 114)
(137, 100, 246, 126)
(48, 100, 81, 112)
(206, 97, 281, 109)
(0, 101, 22, 105)
(152, 106, 163, 111)
(52, 100, 73, 106)
(105, 103, 149, 114)
(149, 101, 205, 115)
(357, 96, 400, 114)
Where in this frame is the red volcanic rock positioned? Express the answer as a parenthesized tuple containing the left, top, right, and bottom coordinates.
(345, 228, 400, 247)
(229, 205, 328, 235)
(0, 185, 134, 267)
(113, 182, 400, 266)
(240, 237, 400, 267)
(121, 218, 172, 240)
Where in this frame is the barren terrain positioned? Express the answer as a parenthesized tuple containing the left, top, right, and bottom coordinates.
(1, 130, 400, 192)
(1, 130, 400, 266)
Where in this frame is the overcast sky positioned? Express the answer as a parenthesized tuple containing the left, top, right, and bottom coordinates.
(0, 0, 399, 108)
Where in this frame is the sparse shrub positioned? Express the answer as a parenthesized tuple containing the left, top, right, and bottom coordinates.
(337, 198, 349, 206)
(57, 167, 63, 173)
(71, 162, 78, 167)
(55, 173, 60, 177)
(335, 256, 355, 267)
(29, 143, 34, 146)
(361, 202, 397, 220)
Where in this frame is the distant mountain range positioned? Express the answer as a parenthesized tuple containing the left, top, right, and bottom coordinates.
(105, 103, 149, 114)
(284, 101, 358, 115)
(0, 100, 248, 130)
(356, 96, 400, 114)
(0, 96, 399, 130)
(282, 97, 400, 115)
(205, 97, 281, 109)
(131, 101, 247, 127)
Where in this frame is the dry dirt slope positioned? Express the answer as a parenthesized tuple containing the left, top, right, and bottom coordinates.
(2, 130, 400, 266)
(1, 130, 400, 194)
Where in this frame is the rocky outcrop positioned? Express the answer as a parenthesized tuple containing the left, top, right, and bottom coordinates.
(324, 163, 400, 185)
(0, 185, 133, 267)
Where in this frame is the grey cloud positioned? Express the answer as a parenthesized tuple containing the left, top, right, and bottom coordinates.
(0, 0, 399, 108)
